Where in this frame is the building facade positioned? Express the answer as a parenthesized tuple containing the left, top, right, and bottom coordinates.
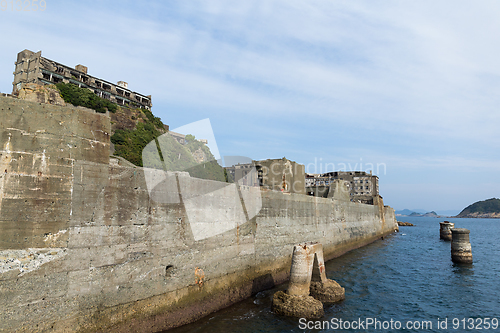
(12, 49, 152, 110)
(224, 162, 259, 186)
(306, 171, 379, 204)
(225, 157, 306, 194)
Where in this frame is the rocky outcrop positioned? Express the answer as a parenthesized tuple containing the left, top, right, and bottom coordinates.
(17, 83, 66, 106)
(397, 221, 414, 226)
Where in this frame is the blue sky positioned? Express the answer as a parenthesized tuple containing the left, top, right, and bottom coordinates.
(1, 0, 500, 213)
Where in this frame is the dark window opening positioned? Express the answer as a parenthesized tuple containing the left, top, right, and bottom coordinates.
(117, 89, 124, 96)
(52, 76, 63, 83)
(42, 73, 51, 80)
(102, 83, 111, 91)
(95, 81, 102, 88)
(55, 66, 64, 74)
(81, 76, 89, 83)
(124, 92, 130, 97)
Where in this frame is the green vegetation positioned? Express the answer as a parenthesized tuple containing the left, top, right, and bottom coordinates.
(55, 82, 117, 113)
(112, 117, 226, 182)
(112, 121, 163, 167)
(458, 198, 500, 216)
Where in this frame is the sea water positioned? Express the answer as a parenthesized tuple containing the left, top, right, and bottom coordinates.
(167, 217, 500, 332)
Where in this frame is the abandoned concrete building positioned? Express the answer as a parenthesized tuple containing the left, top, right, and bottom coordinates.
(12, 49, 152, 110)
(224, 162, 259, 186)
(306, 171, 380, 204)
(256, 158, 306, 195)
(225, 157, 306, 195)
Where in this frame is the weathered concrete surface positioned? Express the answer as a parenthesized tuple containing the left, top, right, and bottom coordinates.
(287, 243, 326, 296)
(0, 96, 398, 332)
(451, 228, 473, 264)
(0, 95, 110, 250)
(440, 221, 454, 241)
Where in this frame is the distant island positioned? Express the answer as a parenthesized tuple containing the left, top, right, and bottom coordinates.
(456, 198, 500, 218)
(395, 209, 439, 217)
(409, 211, 438, 217)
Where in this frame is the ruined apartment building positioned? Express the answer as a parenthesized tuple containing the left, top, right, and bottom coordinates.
(225, 162, 259, 187)
(306, 171, 379, 204)
(12, 49, 152, 110)
(225, 157, 306, 194)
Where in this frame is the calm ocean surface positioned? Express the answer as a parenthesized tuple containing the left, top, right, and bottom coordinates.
(168, 217, 500, 332)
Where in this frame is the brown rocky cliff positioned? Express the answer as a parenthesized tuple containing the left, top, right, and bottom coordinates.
(17, 83, 66, 106)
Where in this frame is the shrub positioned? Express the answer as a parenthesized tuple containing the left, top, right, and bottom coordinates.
(111, 122, 162, 167)
(55, 82, 117, 113)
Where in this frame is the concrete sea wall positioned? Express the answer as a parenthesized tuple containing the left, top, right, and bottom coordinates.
(0, 96, 398, 332)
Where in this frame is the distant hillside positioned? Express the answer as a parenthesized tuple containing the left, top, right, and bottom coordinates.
(456, 198, 500, 218)
(396, 209, 439, 217)
(422, 211, 438, 217)
(395, 209, 415, 216)
(408, 211, 438, 217)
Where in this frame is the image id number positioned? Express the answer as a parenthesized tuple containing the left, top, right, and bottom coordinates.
(1, 0, 47, 11)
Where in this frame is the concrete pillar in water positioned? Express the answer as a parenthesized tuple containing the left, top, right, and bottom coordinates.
(308, 244, 345, 304)
(451, 228, 473, 264)
(272, 242, 345, 318)
(440, 221, 455, 241)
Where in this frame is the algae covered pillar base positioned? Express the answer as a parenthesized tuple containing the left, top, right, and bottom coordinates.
(310, 279, 345, 303)
(271, 291, 324, 318)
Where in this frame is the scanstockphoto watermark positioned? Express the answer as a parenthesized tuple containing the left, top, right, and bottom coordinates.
(1, 0, 47, 11)
(305, 158, 387, 176)
(299, 318, 432, 331)
(299, 317, 499, 330)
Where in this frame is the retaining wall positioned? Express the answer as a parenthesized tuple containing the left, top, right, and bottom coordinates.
(0, 96, 398, 332)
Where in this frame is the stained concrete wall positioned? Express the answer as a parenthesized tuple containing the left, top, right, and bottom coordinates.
(0, 96, 398, 332)
(0, 95, 110, 250)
